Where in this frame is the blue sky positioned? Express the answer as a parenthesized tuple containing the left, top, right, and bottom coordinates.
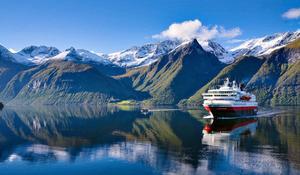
(0, 0, 299, 53)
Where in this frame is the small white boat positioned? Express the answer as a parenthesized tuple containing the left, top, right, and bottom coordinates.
(140, 108, 150, 115)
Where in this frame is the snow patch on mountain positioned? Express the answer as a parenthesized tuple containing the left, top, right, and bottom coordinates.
(8, 48, 17, 53)
(197, 39, 232, 63)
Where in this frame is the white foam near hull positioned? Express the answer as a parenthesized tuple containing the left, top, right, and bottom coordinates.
(203, 110, 284, 119)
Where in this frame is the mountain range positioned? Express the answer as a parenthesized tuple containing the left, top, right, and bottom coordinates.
(0, 30, 299, 105)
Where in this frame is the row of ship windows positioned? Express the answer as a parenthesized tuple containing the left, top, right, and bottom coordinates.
(208, 91, 234, 93)
(204, 94, 236, 97)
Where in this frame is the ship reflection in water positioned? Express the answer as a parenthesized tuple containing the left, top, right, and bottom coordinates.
(202, 118, 257, 156)
(0, 106, 299, 175)
(202, 118, 257, 145)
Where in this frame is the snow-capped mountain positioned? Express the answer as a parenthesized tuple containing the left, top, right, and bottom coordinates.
(0, 44, 31, 64)
(230, 30, 300, 59)
(1, 45, 113, 66)
(51, 47, 113, 65)
(106, 39, 232, 67)
(106, 40, 181, 68)
(16, 46, 60, 64)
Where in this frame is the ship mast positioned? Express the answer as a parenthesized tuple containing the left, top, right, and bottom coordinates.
(224, 78, 230, 87)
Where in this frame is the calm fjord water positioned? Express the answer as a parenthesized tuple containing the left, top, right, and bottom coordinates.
(0, 106, 299, 175)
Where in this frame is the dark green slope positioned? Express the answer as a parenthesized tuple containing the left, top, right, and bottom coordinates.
(258, 39, 300, 105)
(118, 39, 225, 105)
(246, 48, 291, 104)
(0, 64, 48, 102)
(271, 60, 300, 105)
(5, 60, 145, 105)
(247, 41, 300, 105)
(184, 56, 265, 105)
(0, 60, 28, 93)
(0, 46, 29, 93)
(92, 63, 125, 76)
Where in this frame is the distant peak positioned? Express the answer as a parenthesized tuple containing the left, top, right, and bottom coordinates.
(22, 45, 38, 50)
(66, 47, 76, 52)
(184, 38, 204, 51)
(19, 45, 60, 54)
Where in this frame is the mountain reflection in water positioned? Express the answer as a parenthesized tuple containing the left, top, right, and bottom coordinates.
(0, 106, 299, 175)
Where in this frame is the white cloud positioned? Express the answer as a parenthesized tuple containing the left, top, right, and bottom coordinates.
(152, 19, 202, 40)
(282, 8, 300, 19)
(219, 27, 242, 38)
(152, 19, 242, 41)
(196, 25, 219, 40)
(226, 39, 247, 44)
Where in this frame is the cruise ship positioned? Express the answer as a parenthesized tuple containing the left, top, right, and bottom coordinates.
(202, 78, 258, 118)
